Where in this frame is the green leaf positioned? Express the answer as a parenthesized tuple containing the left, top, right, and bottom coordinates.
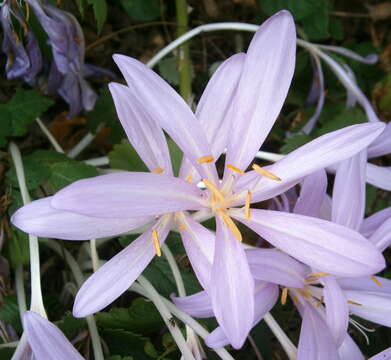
(167, 138, 182, 177)
(280, 134, 313, 153)
(329, 17, 344, 41)
(302, 0, 330, 40)
(48, 161, 99, 192)
(108, 141, 148, 172)
(120, 0, 161, 22)
(0, 295, 22, 333)
(57, 313, 87, 338)
(87, 0, 107, 33)
(158, 57, 180, 86)
(259, 0, 319, 20)
(0, 115, 12, 148)
(96, 298, 163, 334)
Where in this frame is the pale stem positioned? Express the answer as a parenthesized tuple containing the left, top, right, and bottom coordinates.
(67, 132, 95, 159)
(0, 341, 19, 349)
(90, 239, 100, 272)
(248, 334, 264, 360)
(84, 156, 109, 166)
(263, 313, 297, 360)
(35, 118, 64, 153)
(15, 265, 27, 321)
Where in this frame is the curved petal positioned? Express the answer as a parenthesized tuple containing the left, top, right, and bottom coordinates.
(368, 122, 391, 158)
(113, 54, 218, 182)
(338, 276, 391, 294)
(338, 335, 364, 360)
(366, 164, 391, 191)
(73, 218, 171, 317)
(109, 83, 172, 175)
(246, 248, 306, 288)
(225, 10, 296, 172)
(232, 209, 385, 277)
(52, 172, 205, 218)
(332, 151, 366, 231)
(360, 206, 391, 237)
(370, 217, 391, 252)
(209, 216, 254, 349)
(171, 291, 213, 318)
(23, 311, 83, 360)
(11, 197, 152, 240)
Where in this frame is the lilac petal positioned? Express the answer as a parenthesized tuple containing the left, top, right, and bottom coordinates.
(73, 220, 171, 317)
(234, 122, 385, 203)
(205, 282, 279, 349)
(11, 197, 152, 240)
(52, 172, 205, 218)
(344, 290, 391, 327)
(179, 53, 245, 181)
(366, 164, 391, 191)
(338, 334, 364, 360)
(113, 54, 217, 182)
(232, 209, 385, 277)
(225, 10, 296, 172)
(246, 248, 306, 288)
(368, 123, 391, 158)
(369, 348, 391, 360)
(338, 276, 391, 294)
(178, 213, 214, 289)
(209, 217, 254, 349)
(332, 151, 366, 231)
(23, 311, 83, 359)
(319, 45, 378, 65)
(360, 206, 391, 237)
(23, 31, 43, 84)
(109, 83, 172, 175)
(171, 291, 213, 318)
(297, 304, 341, 360)
(370, 217, 391, 252)
(322, 276, 349, 347)
(293, 169, 327, 217)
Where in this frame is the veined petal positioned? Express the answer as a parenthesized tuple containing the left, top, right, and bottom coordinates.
(113, 54, 218, 182)
(73, 218, 171, 317)
(226, 10, 296, 172)
(23, 311, 83, 360)
(234, 123, 385, 203)
(369, 348, 391, 360)
(366, 164, 391, 191)
(297, 304, 341, 360)
(52, 172, 205, 218)
(11, 197, 152, 240)
(109, 83, 172, 175)
(360, 206, 391, 237)
(332, 151, 366, 231)
(171, 291, 213, 318)
(232, 209, 385, 277)
(177, 213, 214, 289)
(338, 334, 364, 360)
(322, 276, 349, 347)
(294, 169, 327, 217)
(209, 216, 254, 349)
(338, 276, 391, 294)
(246, 248, 306, 288)
(370, 217, 391, 252)
(368, 122, 391, 158)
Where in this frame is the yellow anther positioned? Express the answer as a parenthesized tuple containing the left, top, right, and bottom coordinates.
(245, 191, 251, 220)
(298, 289, 311, 299)
(178, 224, 187, 231)
(197, 155, 214, 164)
(315, 296, 324, 307)
(152, 167, 164, 174)
(203, 179, 225, 202)
(227, 164, 245, 174)
(252, 164, 281, 181)
(222, 215, 242, 242)
(347, 300, 362, 306)
(152, 229, 161, 257)
(281, 287, 288, 305)
(185, 174, 193, 183)
(292, 295, 299, 306)
(370, 275, 383, 287)
(307, 272, 329, 279)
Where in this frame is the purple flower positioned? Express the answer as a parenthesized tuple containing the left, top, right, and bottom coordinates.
(12, 10, 386, 348)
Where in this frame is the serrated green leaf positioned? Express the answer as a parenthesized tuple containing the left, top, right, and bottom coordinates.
(87, 0, 107, 34)
(108, 141, 148, 172)
(259, 0, 319, 20)
(280, 134, 313, 153)
(0, 295, 22, 333)
(48, 161, 99, 192)
(120, 0, 160, 22)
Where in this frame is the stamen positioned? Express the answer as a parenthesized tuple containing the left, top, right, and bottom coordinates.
(245, 191, 251, 220)
(222, 215, 242, 242)
(370, 275, 383, 287)
(292, 295, 299, 306)
(178, 224, 186, 231)
(315, 296, 324, 307)
(307, 272, 329, 279)
(152, 229, 161, 257)
(152, 167, 164, 174)
(203, 179, 225, 202)
(185, 174, 193, 183)
(197, 155, 214, 164)
(227, 164, 245, 174)
(298, 289, 311, 299)
(347, 300, 362, 306)
(252, 164, 281, 181)
(281, 287, 288, 305)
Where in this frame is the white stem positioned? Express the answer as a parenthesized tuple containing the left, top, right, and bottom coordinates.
(137, 276, 195, 360)
(162, 244, 186, 297)
(67, 132, 95, 159)
(0, 341, 19, 349)
(9, 142, 46, 318)
(263, 313, 297, 360)
(255, 150, 284, 162)
(84, 156, 109, 166)
(35, 118, 64, 153)
(90, 239, 99, 272)
(15, 265, 27, 321)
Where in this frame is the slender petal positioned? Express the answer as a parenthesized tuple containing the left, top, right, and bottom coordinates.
(11, 197, 152, 240)
(370, 217, 391, 252)
(171, 291, 213, 318)
(109, 83, 172, 175)
(226, 10, 296, 172)
(332, 151, 366, 231)
(366, 164, 391, 191)
(338, 276, 391, 294)
(294, 169, 327, 217)
(369, 348, 391, 360)
(73, 218, 171, 317)
(51, 172, 205, 218)
(368, 123, 391, 158)
(112, 54, 217, 182)
(209, 216, 254, 349)
(360, 206, 391, 237)
(23, 311, 83, 360)
(232, 209, 385, 277)
(338, 335, 364, 360)
(246, 248, 306, 288)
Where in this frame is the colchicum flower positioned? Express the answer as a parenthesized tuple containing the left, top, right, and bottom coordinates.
(12, 10, 386, 348)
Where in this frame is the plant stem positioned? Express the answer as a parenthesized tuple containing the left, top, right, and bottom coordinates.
(35, 118, 64, 153)
(15, 265, 27, 320)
